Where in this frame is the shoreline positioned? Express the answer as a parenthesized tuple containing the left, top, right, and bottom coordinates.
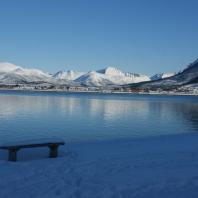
(0, 88, 198, 96)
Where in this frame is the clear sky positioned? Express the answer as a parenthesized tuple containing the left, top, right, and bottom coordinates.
(0, 0, 198, 75)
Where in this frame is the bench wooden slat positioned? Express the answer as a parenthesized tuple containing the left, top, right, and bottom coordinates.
(0, 142, 65, 150)
(0, 139, 65, 162)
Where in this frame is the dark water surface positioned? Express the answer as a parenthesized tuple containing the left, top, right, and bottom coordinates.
(0, 90, 198, 143)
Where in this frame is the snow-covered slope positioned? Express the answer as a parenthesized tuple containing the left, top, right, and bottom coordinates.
(0, 62, 20, 72)
(0, 62, 150, 87)
(5, 61, 198, 88)
(53, 70, 85, 80)
(98, 67, 150, 85)
(186, 58, 198, 69)
(98, 67, 126, 76)
(75, 67, 150, 86)
(0, 62, 51, 84)
(128, 59, 198, 89)
(151, 73, 176, 81)
(1, 134, 198, 197)
(75, 71, 114, 86)
(75, 67, 149, 86)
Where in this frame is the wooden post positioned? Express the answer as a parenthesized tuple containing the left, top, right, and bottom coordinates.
(49, 145, 58, 158)
(8, 148, 18, 162)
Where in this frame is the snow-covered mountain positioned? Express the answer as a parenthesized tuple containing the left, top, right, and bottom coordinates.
(127, 59, 198, 89)
(53, 70, 85, 80)
(98, 67, 127, 76)
(1, 60, 198, 89)
(75, 71, 114, 86)
(186, 58, 198, 69)
(0, 62, 20, 72)
(0, 62, 150, 86)
(150, 73, 176, 81)
(74, 67, 150, 86)
(0, 62, 51, 85)
(97, 67, 150, 85)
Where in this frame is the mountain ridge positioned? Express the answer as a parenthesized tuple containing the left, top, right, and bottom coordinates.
(0, 63, 150, 86)
(125, 59, 198, 90)
(0, 59, 198, 90)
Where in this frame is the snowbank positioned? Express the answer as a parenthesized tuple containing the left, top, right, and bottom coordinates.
(0, 133, 198, 198)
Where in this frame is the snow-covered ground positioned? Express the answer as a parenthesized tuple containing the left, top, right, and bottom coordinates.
(0, 133, 198, 198)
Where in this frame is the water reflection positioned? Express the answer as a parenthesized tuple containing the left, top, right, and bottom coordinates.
(0, 93, 198, 142)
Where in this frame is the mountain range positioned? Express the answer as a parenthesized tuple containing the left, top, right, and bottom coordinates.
(0, 63, 151, 86)
(125, 59, 198, 91)
(0, 59, 198, 91)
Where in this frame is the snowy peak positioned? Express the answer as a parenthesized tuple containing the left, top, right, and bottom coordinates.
(0, 62, 51, 84)
(53, 70, 85, 80)
(75, 71, 113, 86)
(151, 73, 176, 81)
(192, 58, 198, 65)
(97, 66, 150, 85)
(0, 62, 21, 72)
(98, 66, 149, 78)
(0, 62, 150, 86)
(129, 58, 198, 89)
(5, 61, 194, 87)
(186, 58, 198, 69)
(0, 62, 49, 77)
(98, 67, 125, 76)
(14, 68, 49, 77)
(75, 67, 150, 86)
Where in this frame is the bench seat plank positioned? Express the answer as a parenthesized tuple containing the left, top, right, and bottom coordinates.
(0, 142, 65, 150)
(0, 138, 65, 149)
(0, 138, 65, 161)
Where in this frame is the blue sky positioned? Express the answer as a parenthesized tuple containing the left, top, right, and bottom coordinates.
(0, 0, 198, 75)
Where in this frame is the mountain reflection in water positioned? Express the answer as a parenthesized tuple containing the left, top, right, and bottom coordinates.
(0, 91, 197, 143)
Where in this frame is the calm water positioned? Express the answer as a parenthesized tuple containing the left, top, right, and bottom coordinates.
(0, 90, 198, 143)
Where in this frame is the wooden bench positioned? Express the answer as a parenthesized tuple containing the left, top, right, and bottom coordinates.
(0, 139, 65, 162)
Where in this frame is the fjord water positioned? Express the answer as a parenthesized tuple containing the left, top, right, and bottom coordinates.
(0, 90, 198, 143)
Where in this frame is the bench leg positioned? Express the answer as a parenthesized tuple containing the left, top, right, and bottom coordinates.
(8, 149, 18, 162)
(49, 145, 58, 158)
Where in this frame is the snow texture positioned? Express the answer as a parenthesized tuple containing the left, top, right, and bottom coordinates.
(0, 62, 51, 84)
(53, 70, 85, 80)
(0, 134, 198, 198)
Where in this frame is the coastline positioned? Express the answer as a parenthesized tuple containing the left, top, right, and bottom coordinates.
(0, 87, 198, 96)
